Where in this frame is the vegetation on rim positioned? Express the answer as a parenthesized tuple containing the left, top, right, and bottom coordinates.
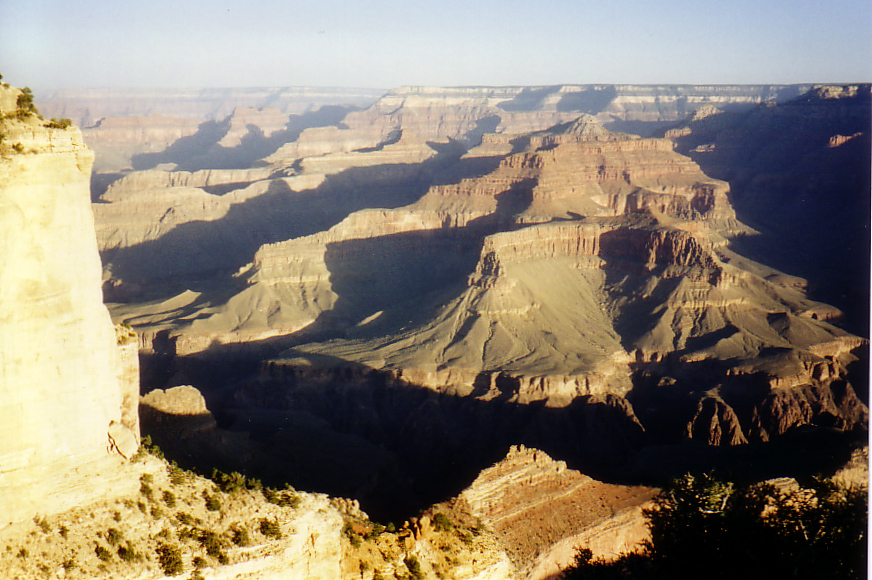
(564, 473, 867, 580)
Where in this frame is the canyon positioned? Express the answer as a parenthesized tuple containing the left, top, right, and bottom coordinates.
(0, 81, 866, 578)
(82, 83, 868, 533)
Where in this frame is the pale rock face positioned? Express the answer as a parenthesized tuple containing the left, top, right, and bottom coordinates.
(206, 494, 343, 580)
(0, 87, 138, 523)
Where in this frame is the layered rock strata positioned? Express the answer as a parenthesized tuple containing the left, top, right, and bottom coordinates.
(460, 445, 655, 574)
(108, 107, 867, 444)
(660, 83, 872, 334)
(0, 85, 139, 523)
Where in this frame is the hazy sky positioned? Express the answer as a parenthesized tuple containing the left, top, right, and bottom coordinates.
(2, 0, 870, 93)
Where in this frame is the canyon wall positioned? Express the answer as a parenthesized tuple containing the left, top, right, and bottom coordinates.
(0, 85, 139, 524)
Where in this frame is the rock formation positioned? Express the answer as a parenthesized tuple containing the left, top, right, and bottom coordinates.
(39, 83, 863, 549)
(0, 84, 139, 523)
(82, 85, 867, 483)
(459, 445, 654, 574)
(660, 83, 872, 334)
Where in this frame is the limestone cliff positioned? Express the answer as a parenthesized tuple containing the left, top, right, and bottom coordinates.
(0, 84, 139, 523)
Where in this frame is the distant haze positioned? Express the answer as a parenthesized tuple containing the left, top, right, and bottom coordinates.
(2, 0, 871, 95)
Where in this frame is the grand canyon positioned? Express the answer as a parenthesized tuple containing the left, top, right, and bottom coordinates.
(1, 81, 868, 579)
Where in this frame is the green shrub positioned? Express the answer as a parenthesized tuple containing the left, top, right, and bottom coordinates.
(367, 521, 385, 540)
(16, 87, 38, 117)
(168, 464, 187, 485)
(95, 544, 112, 562)
(192, 556, 207, 568)
(136, 435, 165, 460)
(404, 554, 424, 580)
(230, 524, 251, 547)
(176, 512, 195, 525)
(163, 490, 177, 508)
(203, 492, 221, 512)
(58, 525, 68, 539)
(198, 530, 224, 558)
(211, 469, 250, 494)
(106, 528, 123, 546)
(151, 506, 164, 519)
(156, 543, 184, 576)
(33, 515, 51, 534)
(432, 513, 452, 532)
(44, 117, 72, 129)
(562, 474, 868, 580)
(262, 486, 299, 507)
(117, 540, 141, 563)
(16, 547, 28, 559)
(61, 557, 76, 571)
(259, 518, 282, 539)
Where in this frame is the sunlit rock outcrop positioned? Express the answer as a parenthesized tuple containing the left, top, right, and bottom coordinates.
(0, 84, 139, 523)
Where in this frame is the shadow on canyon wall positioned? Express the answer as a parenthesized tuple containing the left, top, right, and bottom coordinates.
(104, 141, 506, 308)
(130, 105, 355, 171)
(134, 200, 869, 524)
(315, 177, 535, 332)
(668, 86, 872, 336)
(140, 344, 865, 524)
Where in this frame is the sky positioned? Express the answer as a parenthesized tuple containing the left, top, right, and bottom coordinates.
(1, 0, 870, 94)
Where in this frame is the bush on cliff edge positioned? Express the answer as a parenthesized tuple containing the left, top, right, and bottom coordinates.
(564, 473, 867, 580)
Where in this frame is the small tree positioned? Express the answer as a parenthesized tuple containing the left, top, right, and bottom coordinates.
(16, 87, 38, 117)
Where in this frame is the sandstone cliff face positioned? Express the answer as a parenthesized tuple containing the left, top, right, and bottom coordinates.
(0, 85, 139, 523)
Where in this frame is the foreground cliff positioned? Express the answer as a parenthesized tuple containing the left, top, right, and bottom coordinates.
(0, 84, 139, 523)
